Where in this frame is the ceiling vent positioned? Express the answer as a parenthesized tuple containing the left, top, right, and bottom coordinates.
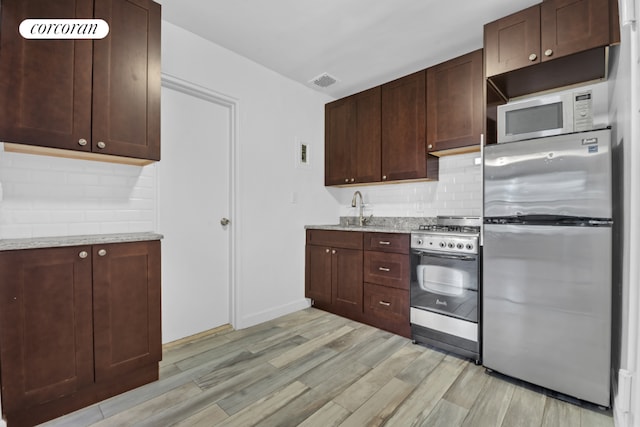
(309, 72, 338, 89)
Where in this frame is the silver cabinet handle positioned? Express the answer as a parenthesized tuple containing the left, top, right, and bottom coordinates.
(79, 251, 88, 259)
(379, 241, 391, 245)
(332, 249, 336, 254)
(382, 175, 387, 180)
(97, 141, 106, 149)
(220, 218, 230, 226)
(98, 249, 107, 256)
(344, 178, 349, 183)
(529, 53, 537, 61)
(325, 248, 330, 253)
(428, 144, 433, 150)
(379, 301, 391, 307)
(78, 138, 88, 146)
(378, 267, 390, 272)
(544, 49, 553, 57)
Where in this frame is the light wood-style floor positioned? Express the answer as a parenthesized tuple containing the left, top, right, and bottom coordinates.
(42, 308, 614, 427)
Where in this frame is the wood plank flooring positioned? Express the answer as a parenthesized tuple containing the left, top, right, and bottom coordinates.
(41, 308, 614, 427)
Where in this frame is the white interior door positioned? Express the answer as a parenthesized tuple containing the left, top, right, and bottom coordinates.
(159, 81, 232, 343)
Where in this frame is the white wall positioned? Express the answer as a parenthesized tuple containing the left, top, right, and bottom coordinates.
(330, 152, 482, 218)
(610, 3, 640, 424)
(161, 22, 339, 329)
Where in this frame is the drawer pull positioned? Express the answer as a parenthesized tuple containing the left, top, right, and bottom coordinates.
(379, 301, 391, 306)
(378, 267, 390, 272)
(379, 241, 391, 245)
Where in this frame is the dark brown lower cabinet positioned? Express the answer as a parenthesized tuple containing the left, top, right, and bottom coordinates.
(305, 230, 364, 320)
(0, 240, 161, 427)
(305, 229, 410, 337)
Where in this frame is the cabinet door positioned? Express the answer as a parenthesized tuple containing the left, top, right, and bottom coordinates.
(0, 246, 94, 413)
(93, 240, 161, 381)
(325, 97, 356, 185)
(381, 71, 426, 181)
(540, 0, 610, 62)
(305, 245, 333, 306)
(0, 0, 93, 151)
(353, 87, 381, 184)
(484, 5, 541, 77)
(93, 0, 161, 160)
(427, 50, 483, 152)
(332, 247, 363, 317)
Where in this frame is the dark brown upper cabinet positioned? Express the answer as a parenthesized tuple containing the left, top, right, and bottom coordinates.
(0, 0, 161, 164)
(485, 0, 617, 99)
(381, 71, 433, 182)
(427, 49, 484, 154)
(325, 87, 381, 186)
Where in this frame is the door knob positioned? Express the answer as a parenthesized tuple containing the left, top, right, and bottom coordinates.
(220, 218, 230, 226)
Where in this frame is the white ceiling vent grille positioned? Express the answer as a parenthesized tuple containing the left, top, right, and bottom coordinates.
(309, 72, 338, 89)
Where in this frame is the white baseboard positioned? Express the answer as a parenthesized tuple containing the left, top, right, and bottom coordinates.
(235, 298, 311, 330)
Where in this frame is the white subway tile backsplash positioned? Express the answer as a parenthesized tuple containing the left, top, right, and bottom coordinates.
(0, 147, 157, 239)
(337, 152, 482, 218)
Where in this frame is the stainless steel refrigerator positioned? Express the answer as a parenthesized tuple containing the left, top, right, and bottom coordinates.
(482, 128, 612, 407)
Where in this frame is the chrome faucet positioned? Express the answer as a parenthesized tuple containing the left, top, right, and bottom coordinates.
(351, 191, 366, 226)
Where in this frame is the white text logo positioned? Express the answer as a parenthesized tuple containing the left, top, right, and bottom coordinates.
(19, 19, 109, 39)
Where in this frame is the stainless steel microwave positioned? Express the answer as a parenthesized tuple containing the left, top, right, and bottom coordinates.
(497, 87, 604, 143)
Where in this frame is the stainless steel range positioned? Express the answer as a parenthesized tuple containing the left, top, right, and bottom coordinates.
(410, 216, 481, 363)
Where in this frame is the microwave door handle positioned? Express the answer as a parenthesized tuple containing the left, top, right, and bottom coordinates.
(412, 250, 476, 261)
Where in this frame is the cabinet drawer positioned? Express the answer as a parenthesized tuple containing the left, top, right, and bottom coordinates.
(363, 283, 409, 337)
(306, 229, 363, 250)
(364, 251, 409, 289)
(364, 232, 409, 254)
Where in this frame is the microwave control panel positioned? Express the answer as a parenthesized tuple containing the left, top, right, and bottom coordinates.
(574, 90, 593, 132)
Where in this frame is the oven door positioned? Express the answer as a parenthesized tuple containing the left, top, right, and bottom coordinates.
(410, 249, 478, 323)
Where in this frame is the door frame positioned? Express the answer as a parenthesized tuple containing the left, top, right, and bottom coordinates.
(159, 73, 239, 330)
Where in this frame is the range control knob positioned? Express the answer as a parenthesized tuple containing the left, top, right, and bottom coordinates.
(466, 243, 474, 250)
(447, 242, 455, 249)
(456, 243, 464, 249)
(439, 242, 446, 248)
(416, 239, 423, 245)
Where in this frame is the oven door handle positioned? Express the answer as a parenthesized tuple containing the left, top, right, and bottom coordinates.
(412, 250, 476, 261)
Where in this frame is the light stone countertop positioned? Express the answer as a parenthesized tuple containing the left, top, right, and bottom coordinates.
(0, 232, 163, 251)
(305, 216, 436, 234)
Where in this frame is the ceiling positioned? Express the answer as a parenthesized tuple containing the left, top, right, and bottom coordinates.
(157, 0, 540, 99)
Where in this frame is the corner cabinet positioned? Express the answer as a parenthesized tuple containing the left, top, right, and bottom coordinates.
(0, 0, 161, 163)
(325, 87, 381, 186)
(426, 49, 483, 154)
(0, 240, 161, 427)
